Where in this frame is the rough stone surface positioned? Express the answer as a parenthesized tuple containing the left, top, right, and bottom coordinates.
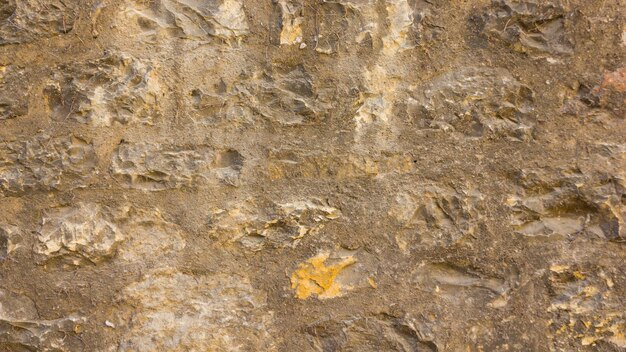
(0, 0, 624, 351)
(44, 51, 161, 126)
(119, 270, 274, 351)
(0, 0, 77, 45)
(0, 288, 85, 351)
(35, 202, 124, 265)
(0, 134, 97, 196)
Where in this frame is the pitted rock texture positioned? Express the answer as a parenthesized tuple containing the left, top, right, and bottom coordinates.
(208, 198, 341, 250)
(0, 0, 625, 351)
(0, 0, 77, 45)
(0, 134, 97, 196)
(44, 51, 161, 126)
(0, 288, 85, 351)
(0, 65, 30, 120)
(35, 202, 124, 265)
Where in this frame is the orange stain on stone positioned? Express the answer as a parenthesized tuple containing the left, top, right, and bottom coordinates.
(290, 252, 356, 299)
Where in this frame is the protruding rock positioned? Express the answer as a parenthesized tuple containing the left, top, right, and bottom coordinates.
(409, 67, 534, 139)
(0, 0, 77, 45)
(121, 0, 248, 42)
(0, 65, 29, 120)
(0, 288, 85, 351)
(412, 263, 508, 298)
(0, 224, 19, 261)
(34, 203, 186, 267)
(278, 0, 304, 45)
(111, 142, 242, 190)
(482, 0, 574, 56)
(548, 264, 625, 349)
(239, 66, 323, 125)
(390, 186, 484, 250)
(306, 314, 438, 351)
(35, 203, 123, 265)
(0, 134, 97, 196)
(508, 167, 625, 241)
(44, 52, 161, 126)
(592, 67, 626, 113)
(209, 198, 341, 250)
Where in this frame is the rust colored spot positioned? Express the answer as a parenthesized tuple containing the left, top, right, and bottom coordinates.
(594, 67, 626, 94)
(290, 252, 356, 299)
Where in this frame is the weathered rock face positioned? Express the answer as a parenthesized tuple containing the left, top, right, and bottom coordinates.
(306, 313, 439, 351)
(482, 0, 575, 56)
(0, 0, 77, 45)
(119, 270, 274, 351)
(0, 0, 625, 351)
(409, 67, 535, 139)
(0, 134, 97, 196)
(0, 65, 30, 120)
(110, 142, 244, 189)
(35, 203, 124, 265)
(120, 0, 249, 43)
(208, 198, 341, 250)
(44, 52, 161, 126)
(0, 288, 85, 351)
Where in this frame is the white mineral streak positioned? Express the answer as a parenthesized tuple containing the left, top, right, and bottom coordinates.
(354, 0, 414, 140)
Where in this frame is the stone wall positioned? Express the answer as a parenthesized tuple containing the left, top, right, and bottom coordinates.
(0, 0, 625, 350)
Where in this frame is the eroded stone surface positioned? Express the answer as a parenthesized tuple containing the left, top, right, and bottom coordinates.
(412, 262, 511, 307)
(44, 52, 161, 126)
(209, 198, 341, 250)
(36, 203, 123, 265)
(0, 134, 97, 196)
(111, 142, 243, 189)
(0, 0, 76, 45)
(508, 167, 625, 241)
(409, 67, 535, 139)
(0, 289, 85, 351)
(1, 0, 625, 350)
(482, 0, 574, 56)
(306, 314, 438, 351)
(115, 206, 186, 265)
(120, 0, 248, 43)
(548, 263, 626, 349)
(0, 65, 30, 120)
(35, 203, 186, 267)
(267, 149, 416, 180)
(390, 186, 484, 250)
(0, 224, 19, 261)
(119, 270, 274, 351)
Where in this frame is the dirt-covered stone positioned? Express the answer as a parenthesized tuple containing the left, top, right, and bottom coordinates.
(0, 0, 624, 351)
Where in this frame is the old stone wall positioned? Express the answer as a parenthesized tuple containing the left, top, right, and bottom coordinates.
(0, 0, 625, 351)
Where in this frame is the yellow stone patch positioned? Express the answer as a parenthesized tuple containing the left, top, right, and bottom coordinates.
(549, 264, 569, 273)
(290, 252, 356, 299)
(581, 336, 598, 346)
(573, 271, 586, 280)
